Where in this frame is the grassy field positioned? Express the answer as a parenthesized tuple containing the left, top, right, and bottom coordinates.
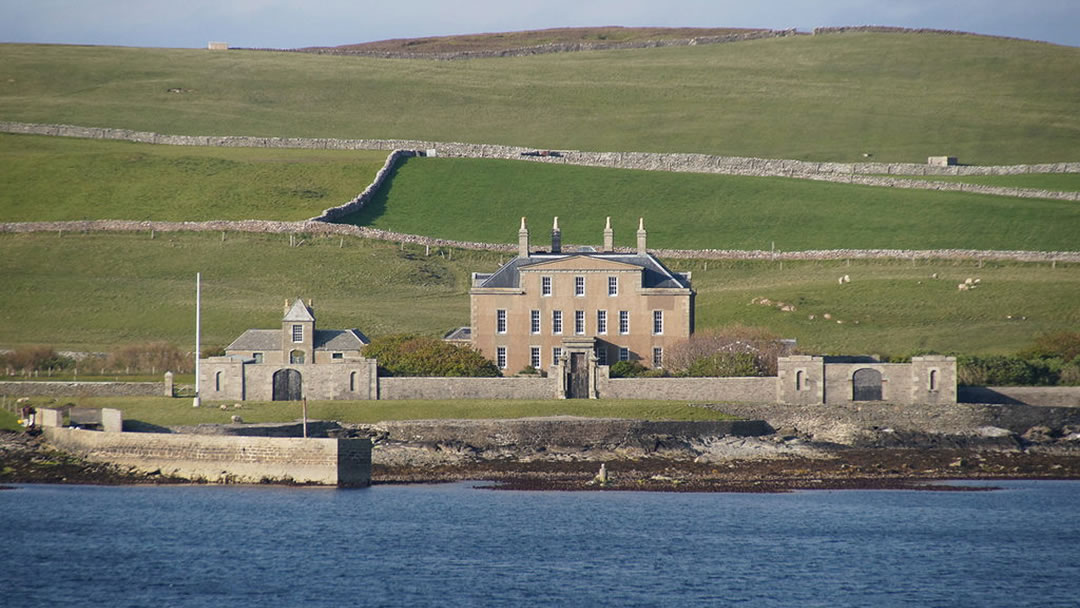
(5, 396, 735, 426)
(2, 33, 1078, 163)
(343, 157, 1080, 251)
(889, 173, 1080, 192)
(6, 136, 1079, 253)
(0, 134, 387, 221)
(0, 232, 1075, 356)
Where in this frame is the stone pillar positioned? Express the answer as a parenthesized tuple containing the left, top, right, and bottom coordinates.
(636, 217, 647, 255)
(37, 408, 64, 428)
(551, 216, 561, 254)
(164, 371, 174, 397)
(777, 356, 825, 405)
(603, 216, 614, 252)
(101, 408, 123, 433)
(910, 355, 957, 405)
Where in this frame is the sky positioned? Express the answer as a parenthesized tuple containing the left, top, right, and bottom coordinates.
(1, 0, 1077, 49)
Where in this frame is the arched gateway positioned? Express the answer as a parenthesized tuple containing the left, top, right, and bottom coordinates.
(272, 369, 302, 401)
(852, 368, 883, 401)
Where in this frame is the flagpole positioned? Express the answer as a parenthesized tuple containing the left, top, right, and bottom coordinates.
(193, 272, 201, 407)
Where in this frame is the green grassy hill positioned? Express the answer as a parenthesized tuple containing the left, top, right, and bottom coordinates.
(0, 134, 387, 221)
(343, 157, 1080, 251)
(1, 232, 1075, 356)
(2, 32, 1078, 163)
(7, 135, 1076, 251)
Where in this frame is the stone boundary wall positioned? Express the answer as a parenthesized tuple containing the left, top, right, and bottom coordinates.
(959, 386, 1080, 408)
(311, 149, 415, 222)
(3, 121, 1077, 200)
(0, 381, 165, 397)
(241, 29, 801, 61)
(597, 376, 776, 402)
(3, 220, 1076, 262)
(42, 426, 372, 486)
(811, 26, 1055, 46)
(378, 376, 558, 400)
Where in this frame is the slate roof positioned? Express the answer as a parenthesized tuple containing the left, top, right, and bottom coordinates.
(283, 298, 315, 322)
(226, 328, 369, 351)
(443, 327, 472, 341)
(474, 253, 691, 290)
(315, 329, 369, 350)
(227, 329, 279, 351)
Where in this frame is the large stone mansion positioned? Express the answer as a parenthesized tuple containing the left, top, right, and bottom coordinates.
(469, 217, 693, 374)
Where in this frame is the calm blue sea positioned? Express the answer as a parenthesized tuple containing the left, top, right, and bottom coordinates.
(2, 480, 1078, 607)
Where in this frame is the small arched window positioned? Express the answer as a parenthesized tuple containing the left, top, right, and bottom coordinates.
(350, 371, 357, 392)
(215, 370, 222, 391)
(290, 350, 305, 364)
(929, 369, 938, 391)
(795, 370, 804, 391)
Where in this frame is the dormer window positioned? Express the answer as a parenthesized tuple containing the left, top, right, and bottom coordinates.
(291, 324, 303, 343)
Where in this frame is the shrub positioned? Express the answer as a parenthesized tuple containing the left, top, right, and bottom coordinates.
(1059, 357, 1080, 386)
(364, 334, 500, 377)
(1020, 331, 1080, 363)
(956, 355, 1057, 386)
(609, 360, 648, 378)
(0, 347, 76, 373)
(105, 342, 192, 374)
(686, 352, 763, 377)
(665, 325, 791, 377)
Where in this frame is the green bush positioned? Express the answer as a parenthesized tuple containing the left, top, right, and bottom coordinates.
(1020, 331, 1080, 363)
(609, 360, 649, 378)
(956, 355, 1059, 386)
(363, 334, 501, 377)
(685, 352, 764, 378)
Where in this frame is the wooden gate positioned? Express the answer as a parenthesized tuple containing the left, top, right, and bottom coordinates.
(852, 368, 883, 401)
(272, 369, 302, 401)
(567, 352, 589, 399)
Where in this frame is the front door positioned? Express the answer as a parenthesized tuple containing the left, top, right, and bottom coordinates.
(567, 352, 588, 399)
(272, 369, 302, 401)
(852, 368, 883, 401)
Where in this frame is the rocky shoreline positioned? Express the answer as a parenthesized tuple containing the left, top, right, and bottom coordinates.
(5, 400, 1080, 492)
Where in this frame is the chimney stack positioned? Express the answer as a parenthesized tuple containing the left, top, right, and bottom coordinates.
(551, 216, 561, 254)
(518, 217, 530, 258)
(603, 216, 614, 252)
(636, 217, 647, 255)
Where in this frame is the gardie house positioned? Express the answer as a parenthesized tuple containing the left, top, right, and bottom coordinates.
(469, 217, 695, 377)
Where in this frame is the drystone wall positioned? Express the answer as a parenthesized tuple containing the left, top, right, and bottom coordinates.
(959, 386, 1080, 408)
(42, 426, 372, 486)
(378, 376, 558, 400)
(0, 381, 165, 397)
(4, 121, 1078, 261)
(596, 376, 776, 401)
(311, 149, 414, 222)
(3, 121, 1077, 192)
(2, 219, 1078, 263)
(242, 29, 801, 61)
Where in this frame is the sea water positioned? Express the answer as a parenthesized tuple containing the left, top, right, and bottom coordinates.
(2, 481, 1078, 607)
